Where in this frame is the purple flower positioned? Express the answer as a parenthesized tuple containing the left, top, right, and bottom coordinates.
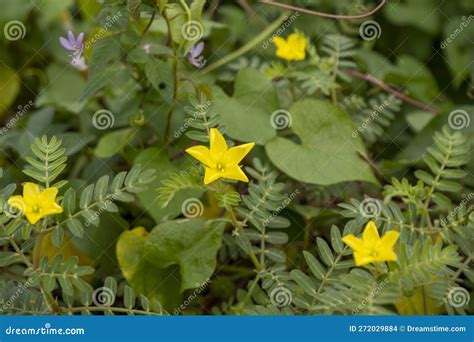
(186, 42, 206, 68)
(59, 31, 84, 57)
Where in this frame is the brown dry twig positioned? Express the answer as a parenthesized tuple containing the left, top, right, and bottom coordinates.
(258, 0, 386, 19)
(238, 0, 266, 26)
(345, 69, 439, 114)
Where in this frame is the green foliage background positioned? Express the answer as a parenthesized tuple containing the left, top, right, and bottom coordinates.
(0, 0, 472, 316)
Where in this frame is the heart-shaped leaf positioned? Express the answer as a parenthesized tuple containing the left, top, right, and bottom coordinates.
(144, 218, 224, 291)
(116, 227, 181, 310)
(265, 99, 377, 185)
(212, 68, 278, 145)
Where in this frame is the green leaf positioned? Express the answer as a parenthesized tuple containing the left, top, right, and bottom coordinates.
(166, 0, 205, 49)
(265, 100, 377, 185)
(144, 219, 224, 291)
(36, 65, 86, 114)
(398, 106, 473, 162)
(127, 0, 141, 21)
(145, 57, 174, 100)
(303, 251, 326, 280)
(211, 68, 278, 145)
(384, 55, 440, 103)
(317, 237, 334, 266)
(134, 148, 204, 223)
(94, 128, 136, 158)
(71, 212, 127, 274)
(443, 16, 474, 86)
(383, 0, 440, 35)
(0, 252, 23, 267)
(66, 218, 84, 238)
(117, 227, 181, 310)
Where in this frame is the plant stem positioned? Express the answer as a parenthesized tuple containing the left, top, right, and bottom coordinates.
(345, 69, 438, 114)
(233, 274, 261, 313)
(32, 232, 44, 269)
(163, 10, 180, 141)
(303, 219, 312, 251)
(33, 231, 60, 313)
(63, 306, 162, 315)
(140, 11, 156, 38)
(229, 209, 263, 271)
(178, 0, 192, 20)
(200, 12, 290, 74)
(331, 87, 338, 105)
(258, 0, 386, 19)
(421, 285, 428, 315)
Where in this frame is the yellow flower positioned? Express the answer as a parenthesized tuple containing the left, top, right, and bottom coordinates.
(8, 183, 63, 224)
(185, 128, 255, 185)
(342, 221, 399, 267)
(273, 33, 307, 61)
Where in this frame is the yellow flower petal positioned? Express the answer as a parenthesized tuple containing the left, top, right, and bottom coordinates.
(380, 230, 400, 248)
(209, 128, 228, 160)
(204, 167, 222, 185)
(222, 166, 249, 183)
(353, 252, 374, 267)
(375, 249, 398, 263)
(186, 128, 255, 185)
(273, 36, 287, 49)
(8, 183, 63, 224)
(226, 142, 255, 165)
(22, 182, 40, 206)
(362, 221, 380, 245)
(342, 234, 364, 252)
(40, 187, 59, 203)
(25, 211, 43, 225)
(343, 221, 399, 267)
(287, 33, 306, 50)
(274, 33, 306, 61)
(186, 145, 213, 167)
(7, 195, 27, 212)
(46, 202, 64, 215)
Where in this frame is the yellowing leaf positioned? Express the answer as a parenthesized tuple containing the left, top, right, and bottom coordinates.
(396, 287, 444, 315)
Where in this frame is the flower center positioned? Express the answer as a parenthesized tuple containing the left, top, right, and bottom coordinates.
(31, 205, 42, 214)
(216, 163, 225, 172)
(369, 249, 379, 257)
